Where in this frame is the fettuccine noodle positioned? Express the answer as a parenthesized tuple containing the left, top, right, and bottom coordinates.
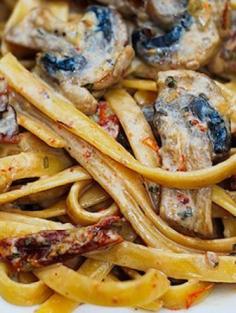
(0, 1, 235, 313)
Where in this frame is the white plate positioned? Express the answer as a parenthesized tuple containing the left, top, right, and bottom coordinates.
(0, 284, 236, 313)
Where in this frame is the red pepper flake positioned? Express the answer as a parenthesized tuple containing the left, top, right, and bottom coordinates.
(197, 124, 207, 132)
(142, 137, 159, 153)
(203, 1, 210, 10)
(178, 154, 187, 172)
(49, 138, 56, 145)
(83, 19, 93, 28)
(221, 0, 230, 30)
(0, 134, 20, 144)
(99, 102, 108, 125)
(57, 120, 72, 129)
(96, 102, 119, 138)
(190, 119, 207, 132)
(185, 284, 213, 309)
(98, 102, 119, 126)
(190, 119, 199, 126)
(83, 150, 92, 159)
(176, 192, 190, 205)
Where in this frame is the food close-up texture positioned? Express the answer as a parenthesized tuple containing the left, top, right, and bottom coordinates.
(0, 0, 236, 312)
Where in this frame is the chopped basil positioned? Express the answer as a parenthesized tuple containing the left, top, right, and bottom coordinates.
(148, 184, 159, 194)
(24, 238, 33, 246)
(11, 253, 20, 259)
(165, 76, 177, 88)
(177, 207, 193, 220)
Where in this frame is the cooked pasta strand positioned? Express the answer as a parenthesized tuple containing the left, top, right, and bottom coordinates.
(67, 181, 119, 225)
(121, 79, 158, 91)
(36, 265, 169, 307)
(162, 280, 213, 310)
(0, 166, 90, 204)
(17, 113, 66, 148)
(0, 263, 51, 306)
(79, 184, 110, 209)
(107, 270, 163, 312)
(90, 241, 236, 282)
(1, 54, 236, 189)
(212, 185, 236, 216)
(0, 151, 71, 191)
(1, 199, 67, 219)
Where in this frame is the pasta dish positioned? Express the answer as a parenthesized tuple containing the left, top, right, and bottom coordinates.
(0, 0, 236, 312)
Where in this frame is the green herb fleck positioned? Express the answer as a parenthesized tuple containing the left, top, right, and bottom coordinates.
(177, 208, 193, 221)
(11, 253, 20, 259)
(24, 238, 32, 246)
(165, 76, 177, 89)
(84, 83, 94, 91)
(148, 184, 159, 194)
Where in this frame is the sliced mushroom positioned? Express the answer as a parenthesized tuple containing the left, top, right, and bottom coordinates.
(132, 2, 220, 70)
(96, 0, 146, 18)
(0, 78, 19, 143)
(153, 70, 231, 237)
(146, 0, 188, 30)
(210, 0, 231, 37)
(208, 31, 236, 76)
(5, 6, 134, 114)
(207, 0, 234, 76)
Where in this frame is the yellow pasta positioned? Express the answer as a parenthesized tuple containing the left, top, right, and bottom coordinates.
(90, 241, 236, 282)
(231, 0, 236, 10)
(121, 79, 158, 91)
(0, 151, 71, 191)
(0, 2, 236, 313)
(1, 54, 236, 189)
(0, 263, 51, 306)
(79, 184, 110, 209)
(67, 181, 118, 225)
(36, 259, 113, 313)
(1, 199, 67, 219)
(213, 185, 236, 216)
(36, 265, 169, 307)
(162, 280, 213, 310)
(106, 270, 163, 312)
(17, 113, 66, 148)
(0, 166, 90, 204)
(133, 90, 158, 107)
(223, 217, 236, 237)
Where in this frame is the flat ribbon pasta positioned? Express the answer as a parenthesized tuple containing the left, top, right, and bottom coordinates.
(36, 265, 169, 307)
(0, 263, 51, 306)
(1, 54, 236, 189)
(89, 241, 236, 283)
(0, 166, 90, 204)
(67, 181, 119, 225)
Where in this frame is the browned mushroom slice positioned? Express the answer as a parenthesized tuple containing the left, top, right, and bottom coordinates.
(38, 6, 134, 89)
(5, 6, 134, 114)
(209, 31, 236, 76)
(154, 95, 213, 237)
(132, 2, 220, 70)
(153, 70, 231, 237)
(0, 78, 19, 143)
(96, 0, 146, 18)
(146, 0, 188, 30)
(0, 216, 123, 272)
